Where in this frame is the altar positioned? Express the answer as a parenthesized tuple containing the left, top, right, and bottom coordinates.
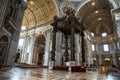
(49, 3, 86, 70)
(71, 66, 86, 72)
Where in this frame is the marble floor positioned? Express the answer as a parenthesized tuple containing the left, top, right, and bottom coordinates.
(0, 67, 120, 80)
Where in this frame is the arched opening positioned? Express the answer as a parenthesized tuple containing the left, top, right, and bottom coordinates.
(104, 57, 112, 66)
(93, 56, 99, 66)
(33, 35, 46, 66)
(117, 56, 120, 68)
(0, 35, 9, 67)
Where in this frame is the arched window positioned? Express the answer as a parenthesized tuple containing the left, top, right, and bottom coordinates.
(24, 0, 27, 3)
(91, 33, 94, 36)
(92, 44, 95, 51)
(103, 44, 109, 51)
(102, 33, 107, 37)
(18, 39, 24, 47)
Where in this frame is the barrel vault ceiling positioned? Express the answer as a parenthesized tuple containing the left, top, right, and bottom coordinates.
(22, 0, 120, 36)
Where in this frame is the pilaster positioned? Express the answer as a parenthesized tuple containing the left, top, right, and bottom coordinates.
(7, 1, 27, 65)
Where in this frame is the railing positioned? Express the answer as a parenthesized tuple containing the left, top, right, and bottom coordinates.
(92, 34, 117, 43)
(86, 67, 99, 73)
(20, 20, 53, 37)
(110, 68, 120, 76)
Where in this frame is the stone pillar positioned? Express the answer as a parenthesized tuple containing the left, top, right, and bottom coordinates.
(98, 43, 102, 65)
(32, 46, 37, 64)
(21, 32, 29, 63)
(75, 33, 81, 65)
(44, 32, 51, 66)
(55, 32, 62, 66)
(112, 42, 117, 66)
(85, 37, 92, 66)
(89, 42, 93, 65)
(28, 34, 35, 64)
(7, 1, 27, 65)
(99, 54, 102, 65)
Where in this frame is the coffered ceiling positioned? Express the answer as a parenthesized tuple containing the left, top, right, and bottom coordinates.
(77, 0, 114, 36)
(22, 0, 58, 29)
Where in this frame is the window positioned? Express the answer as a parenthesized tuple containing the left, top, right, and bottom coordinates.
(24, 0, 27, 3)
(91, 33, 94, 36)
(117, 42, 120, 49)
(21, 26, 26, 31)
(18, 39, 24, 46)
(102, 33, 107, 37)
(92, 44, 95, 51)
(103, 44, 109, 51)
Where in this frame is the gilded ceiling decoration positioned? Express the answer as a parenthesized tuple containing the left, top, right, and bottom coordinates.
(22, 0, 58, 29)
(77, 0, 114, 36)
(21, 0, 120, 36)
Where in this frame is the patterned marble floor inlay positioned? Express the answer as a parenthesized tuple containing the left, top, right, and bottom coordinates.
(0, 67, 120, 80)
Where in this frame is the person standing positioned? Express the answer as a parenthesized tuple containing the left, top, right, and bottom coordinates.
(15, 49, 20, 63)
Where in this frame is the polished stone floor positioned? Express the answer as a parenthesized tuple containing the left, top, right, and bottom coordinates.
(0, 67, 120, 80)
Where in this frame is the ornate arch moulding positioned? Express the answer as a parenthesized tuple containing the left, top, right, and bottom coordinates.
(0, 34, 10, 44)
(53, 0, 60, 16)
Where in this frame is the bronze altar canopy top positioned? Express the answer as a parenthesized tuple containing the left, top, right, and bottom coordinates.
(51, 7, 84, 35)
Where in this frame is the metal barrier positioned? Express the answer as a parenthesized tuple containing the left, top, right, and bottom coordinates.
(86, 67, 99, 73)
(111, 68, 120, 76)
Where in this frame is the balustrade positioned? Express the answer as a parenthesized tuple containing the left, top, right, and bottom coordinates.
(86, 67, 99, 73)
(92, 34, 117, 43)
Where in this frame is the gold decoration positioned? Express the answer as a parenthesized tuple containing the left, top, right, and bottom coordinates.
(104, 57, 110, 61)
(118, 57, 120, 60)
(93, 57, 97, 61)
